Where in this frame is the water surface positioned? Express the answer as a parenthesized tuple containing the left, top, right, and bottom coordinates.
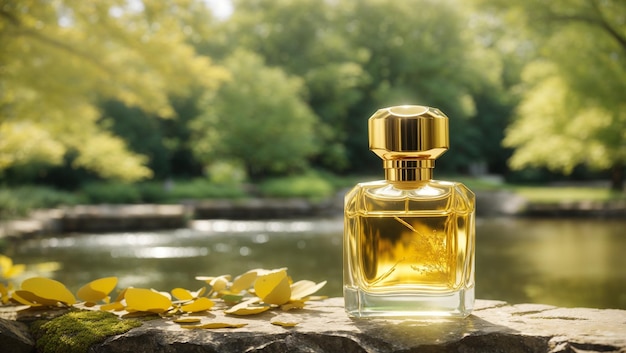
(7, 217, 626, 309)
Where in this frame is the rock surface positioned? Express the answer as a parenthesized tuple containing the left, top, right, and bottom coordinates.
(1, 298, 625, 352)
(93, 298, 626, 353)
(0, 317, 34, 353)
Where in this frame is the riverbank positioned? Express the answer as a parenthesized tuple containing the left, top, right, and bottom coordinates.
(1, 190, 624, 241)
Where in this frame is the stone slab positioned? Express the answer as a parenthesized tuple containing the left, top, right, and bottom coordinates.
(89, 298, 626, 353)
(1, 298, 625, 352)
(0, 317, 34, 353)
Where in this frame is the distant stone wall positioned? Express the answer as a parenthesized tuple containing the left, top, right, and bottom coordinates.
(1, 191, 623, 240)
(1, 298, 625, 353)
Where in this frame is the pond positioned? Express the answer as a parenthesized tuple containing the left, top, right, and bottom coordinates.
(6, 217, 626, 310)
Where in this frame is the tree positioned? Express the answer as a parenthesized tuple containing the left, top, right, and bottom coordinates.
(336, 0, 498, 173)
(201, 0, 369, 171)
(190, 50, 320, 178)
(203, 0, 498, 174)
(0, 0, 228, 181)
(474, 0, 626, 190)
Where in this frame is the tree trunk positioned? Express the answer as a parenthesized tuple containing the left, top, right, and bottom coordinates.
(610, 162, 624, 191)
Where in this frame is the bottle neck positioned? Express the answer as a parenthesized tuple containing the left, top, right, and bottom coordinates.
(383, 159, 434, 183)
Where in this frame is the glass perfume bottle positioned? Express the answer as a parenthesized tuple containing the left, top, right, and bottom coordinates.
(343, 105, 475, 318)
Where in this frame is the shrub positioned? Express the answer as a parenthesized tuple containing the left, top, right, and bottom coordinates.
(167, 179, 246, 200)
(81, 182, 141, 204)
(258, 173, 334, 199)
(0, 186, 79, 219)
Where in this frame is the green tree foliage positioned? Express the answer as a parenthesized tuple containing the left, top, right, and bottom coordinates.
(474, 0, 626, 189)
(190, 50, 320, 178)
(0, 0, 228, 181)
(201, 0, 369, 170)
(203, 0, 500, 173)
(340, 0, 495, 172)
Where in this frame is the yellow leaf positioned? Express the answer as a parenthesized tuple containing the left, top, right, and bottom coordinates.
(20, 277, 76, 305)
(254, 269, 291, 305)
(181, 297, 215, 313)
(194, 287, 206, 297)
(0, 255, 11, 273)
(0, 255, 25, 279)
(4, 264, 25, 279)
(224, 297, 269, 316)
(171, 288, 194, 301)
(230, 270, 258, 293)
(11, 291, 42, 306)
(280, 300, 306, 311)
(182, 322, 247, 329)
(152, 289, 172, 300)
(224, 305, 270, 316)
(290, 280, 327, 300)
(271, 320, 299, 327)
(33, 261, 62, 273)
(196, 274, 231, 283)
(77, 277, 118, 303)
(307, 295, 329, 301)
(124, 288, 172, 313)
(112, 288, 128, 302)
(172, 287, 206, 301)
(100, 301, 125, 311)
(209, 276, 230, 293)
(174, 317, 202, 324)
(0, 283, 11, 305)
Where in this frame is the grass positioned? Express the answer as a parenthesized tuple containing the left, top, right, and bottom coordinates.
(444, 175, 625, 203)
(511, 186, 625, 203)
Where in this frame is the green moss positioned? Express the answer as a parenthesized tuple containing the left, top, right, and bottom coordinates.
(30, 310, 142, 353)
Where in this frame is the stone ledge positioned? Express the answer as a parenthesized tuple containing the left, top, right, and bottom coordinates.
(2, 298, 625, 352)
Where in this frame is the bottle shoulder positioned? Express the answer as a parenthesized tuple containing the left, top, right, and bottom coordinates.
(348, 179, 474, 199)
(345, 179, 475, 214)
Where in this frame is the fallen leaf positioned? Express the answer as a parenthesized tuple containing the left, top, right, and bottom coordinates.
(182, 322, 247, 329)
(125, 288, 172, 313)
(11, 291, 42, 306)
(271, 320, 299, 327)
(280, 300, 306, 311)
(224, 297, 269, 316)
(171, 288, 194, 301)
(181, 297, 214, 313)
(20, 277, 76, 305)
(290, 280, 326, 300)
(254, 269, 291, 305)
(0, 283, 12, 304)
(209, 276, 230, 293)
(173, 317, 202, 324)
(171, 287, 206, 301)
(0, 255, 25, 279)
(224, 305, 270, 316)
(100, 301, 125, 311)
(77, 277, 118, 303)
(230, 270, 258, 293)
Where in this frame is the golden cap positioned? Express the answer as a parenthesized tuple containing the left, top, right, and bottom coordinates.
(368, 105, 449, 161)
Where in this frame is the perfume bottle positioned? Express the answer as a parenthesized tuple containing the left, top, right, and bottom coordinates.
(343, 105, 475, 318)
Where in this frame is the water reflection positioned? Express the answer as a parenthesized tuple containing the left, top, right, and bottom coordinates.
(475, 217, 626, 309)
(111, 246, 209, 259)
(6, 217, 626, 309)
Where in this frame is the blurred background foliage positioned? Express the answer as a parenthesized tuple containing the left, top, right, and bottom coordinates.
(0, 0, 624, 209)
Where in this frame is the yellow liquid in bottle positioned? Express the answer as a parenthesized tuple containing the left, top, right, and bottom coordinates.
(344, 180, 475, 318)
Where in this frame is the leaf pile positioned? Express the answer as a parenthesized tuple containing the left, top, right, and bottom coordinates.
(0, 261, 326, 329)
